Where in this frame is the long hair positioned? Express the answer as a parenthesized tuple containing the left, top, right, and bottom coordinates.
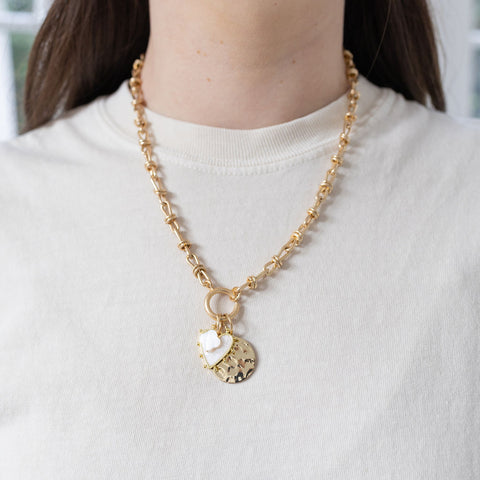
(21, 0, 446, 134)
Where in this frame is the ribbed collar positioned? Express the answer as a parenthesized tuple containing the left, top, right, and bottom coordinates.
(98, 74, 384, 168)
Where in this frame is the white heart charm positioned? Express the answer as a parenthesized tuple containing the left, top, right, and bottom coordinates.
(202, 329, 222, 352)
(199, 329, 234, 368)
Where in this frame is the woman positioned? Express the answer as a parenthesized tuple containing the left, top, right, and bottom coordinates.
(1, 0, 478, 478)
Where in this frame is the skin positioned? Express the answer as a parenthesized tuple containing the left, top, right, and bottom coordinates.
(141, 0, 348, 129)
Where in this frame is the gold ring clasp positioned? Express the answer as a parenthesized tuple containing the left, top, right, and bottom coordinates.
(204, 287, 240, 321)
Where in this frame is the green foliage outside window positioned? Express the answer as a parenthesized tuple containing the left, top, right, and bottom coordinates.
(11, 32, 34, 132)
(474, 50, 480, 117)
(7, 0, 33, 12)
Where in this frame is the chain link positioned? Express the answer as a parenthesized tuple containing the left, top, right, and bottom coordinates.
(128, 49, 359, 299)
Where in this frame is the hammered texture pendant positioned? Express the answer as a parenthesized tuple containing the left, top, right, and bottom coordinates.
(198, 328, 256, 383)
(200, 287, 256, 383)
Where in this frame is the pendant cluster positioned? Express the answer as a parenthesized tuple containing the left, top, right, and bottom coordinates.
(197, 288, 256, 383)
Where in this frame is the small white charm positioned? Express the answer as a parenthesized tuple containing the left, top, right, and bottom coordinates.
(198, 329, 234, 368)
(202, 329, 222, 352)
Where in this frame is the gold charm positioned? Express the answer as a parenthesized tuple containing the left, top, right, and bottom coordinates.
(212, 335, 256, 383)
(197, 328, 256, 383)
(198, 287, 256, 383)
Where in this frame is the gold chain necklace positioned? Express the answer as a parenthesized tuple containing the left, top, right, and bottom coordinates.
(128, 50, 359, 384)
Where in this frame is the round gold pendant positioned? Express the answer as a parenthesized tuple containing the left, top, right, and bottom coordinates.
(198, 329, 256, 383)
(213, 336, 256, 383)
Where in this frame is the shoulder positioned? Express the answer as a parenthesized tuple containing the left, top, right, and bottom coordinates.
(0, 92, 134, 201)
(357, 81, 480, 195)
(0, 95, 129, 243)
(0, 80, 134, 174)
(353, 80, 480, 252)
(364, 83, 480, 164)
(0, 98, 103, 168)
(0, 106, 84, 220)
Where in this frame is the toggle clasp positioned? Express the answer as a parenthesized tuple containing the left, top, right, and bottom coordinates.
(204, 287, 240, 327)
(204, 287, 240, 320)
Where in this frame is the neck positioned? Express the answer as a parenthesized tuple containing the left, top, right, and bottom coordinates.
(141, 0, 348, 129)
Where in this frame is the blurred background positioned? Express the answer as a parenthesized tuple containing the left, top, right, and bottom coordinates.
(1, 0, 480, 141)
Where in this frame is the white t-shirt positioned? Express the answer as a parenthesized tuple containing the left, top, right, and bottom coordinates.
(1, 75, 479, 479)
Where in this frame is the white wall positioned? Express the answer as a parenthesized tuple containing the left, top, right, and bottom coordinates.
(0, 0, 17, 141)
(430, 0, 474, 116)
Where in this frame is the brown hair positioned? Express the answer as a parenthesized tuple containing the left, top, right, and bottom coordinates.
(21, 0, 445, 134)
